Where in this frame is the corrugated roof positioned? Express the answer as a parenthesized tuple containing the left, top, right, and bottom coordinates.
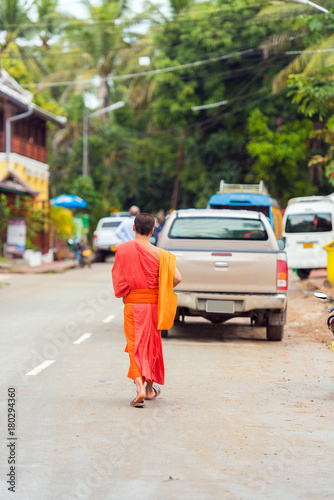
(0, 171, 39, 197)
(0, 69, 67, 127)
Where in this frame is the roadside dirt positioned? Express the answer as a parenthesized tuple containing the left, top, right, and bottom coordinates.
(287, 269, 333, 346)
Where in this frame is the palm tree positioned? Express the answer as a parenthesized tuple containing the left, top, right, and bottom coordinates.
(254, 0, 333, 92)
(0, 0, 40, 76)
(0, 0, 32, 50)
(41, 0, 130, 110)
(169, 0, 194, 14)
(35, 0, 64, 49)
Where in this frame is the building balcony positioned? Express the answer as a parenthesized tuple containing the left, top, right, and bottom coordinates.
(0, 132, 47, 164)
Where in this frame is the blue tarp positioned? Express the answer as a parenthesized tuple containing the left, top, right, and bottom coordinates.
(51, 194, 87, 208)
(208, 192, 271, 207)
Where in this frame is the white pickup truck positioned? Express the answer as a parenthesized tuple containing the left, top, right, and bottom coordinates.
(158, 209, 288, 341)
(93, 216, 130, 262)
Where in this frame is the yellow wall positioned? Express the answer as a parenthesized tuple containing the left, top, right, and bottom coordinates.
(0, 161, 6, 181)
(0, 155, 49, 201)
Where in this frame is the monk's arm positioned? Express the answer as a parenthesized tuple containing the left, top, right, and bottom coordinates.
(112, 251, 130, 298)
(173, 266, 182, 287)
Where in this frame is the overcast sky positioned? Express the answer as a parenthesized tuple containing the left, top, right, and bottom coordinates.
(57, 0, 170, 17)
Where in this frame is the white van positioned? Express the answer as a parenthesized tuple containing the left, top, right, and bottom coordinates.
(283, 196, 334, 279)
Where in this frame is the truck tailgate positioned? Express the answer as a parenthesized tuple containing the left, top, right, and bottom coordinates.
(97, 229, 120, 246)
(173, 250, 278, 294)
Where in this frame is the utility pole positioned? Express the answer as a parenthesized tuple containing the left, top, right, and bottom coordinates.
(82, 110, 89, 177)
(82, 100, 125, 177)
(171, 139, 184, 211)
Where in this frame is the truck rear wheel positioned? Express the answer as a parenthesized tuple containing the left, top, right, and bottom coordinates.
(266, 324, 284, 341)
(296, 269, 311, 280)
(95, 251, 106, 263)
(161, 330, 168, 338)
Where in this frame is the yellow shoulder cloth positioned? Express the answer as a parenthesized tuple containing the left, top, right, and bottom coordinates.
(158, 248, 178, 330)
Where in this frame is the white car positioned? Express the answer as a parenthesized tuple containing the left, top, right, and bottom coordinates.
(283, 196, 334, 279)
(93, 216, 130, 262)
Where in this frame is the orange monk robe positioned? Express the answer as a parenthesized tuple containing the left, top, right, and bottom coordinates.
(112, 241, 177, 385)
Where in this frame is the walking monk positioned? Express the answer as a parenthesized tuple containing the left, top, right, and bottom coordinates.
(112, 213, 182, 408)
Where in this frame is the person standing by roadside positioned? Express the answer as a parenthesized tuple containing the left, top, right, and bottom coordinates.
(152, 211, 166, 242)
(115, 205, 140, 242)
(112, 213, 182, 407)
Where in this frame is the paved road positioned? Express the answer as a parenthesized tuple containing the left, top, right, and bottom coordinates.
(0, 264, 333, 500)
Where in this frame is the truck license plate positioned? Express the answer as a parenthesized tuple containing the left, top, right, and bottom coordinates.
(206, 300, 235, 313)
(303, 242, 313, 248)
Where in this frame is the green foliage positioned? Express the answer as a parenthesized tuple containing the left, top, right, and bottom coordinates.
(25, 206, 49, 250)
(306, 116, 334, 187)
(50, 206, 74, 239)
(169, 0, 194, 14)
(0, 0, 41, 80)
(47, 0, 319, 212)
(287, 69, 334, 120)
(7, 198, 50, 251)
(1, 54, 35, 86)
(5, 0, 329, 217)
(246, 109, 314, 204)
(69, 175, 103, 238)
(325, 160, 334, 187)
(35, 0, 61, 47)
(0, 0, 32, 42)
(151, 0, 269, 129)
(70, 176, 102, 213)
(0, 195, 10, 254)
(287, 68, 334, 189)
(295, 12, 334, 46)
(33, 92, 66, 121)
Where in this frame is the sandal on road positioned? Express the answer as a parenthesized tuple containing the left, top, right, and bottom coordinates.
(145, 386, 161, 400)
(130, 398, 145, 408)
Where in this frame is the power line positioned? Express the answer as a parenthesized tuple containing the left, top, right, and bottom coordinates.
(0, 2, 271, 30)
(18, 34, 299, 90)
(191, 100, 228, 111)
(286, 48, 334, 54)
(20, 48, 258, 88)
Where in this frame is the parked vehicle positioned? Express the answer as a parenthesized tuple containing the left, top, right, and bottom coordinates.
(314, 291, 334, 352)
(67, 238, 93, 267)
(158, 209, 288, 341)
(283, 196, 334, 279)
(93, 216, 130, 262)
(80, 246, 93, 267)
(208, 180, 283, 239)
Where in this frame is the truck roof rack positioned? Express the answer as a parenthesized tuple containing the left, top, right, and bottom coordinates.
(218, 180, 268, 195)
(287, 195, 328, 205)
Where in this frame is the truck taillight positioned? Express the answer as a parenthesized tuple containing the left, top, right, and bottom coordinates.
(277, 260, 288, 290)
(93, 234, 97, 239)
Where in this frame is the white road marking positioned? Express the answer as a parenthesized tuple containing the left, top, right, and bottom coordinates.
(73, 333, 92, 344)
(26, 360, 55, 376)
(103, 314, 115, 323)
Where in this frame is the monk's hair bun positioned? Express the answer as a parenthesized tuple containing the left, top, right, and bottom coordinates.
(134, 213, 155, 235)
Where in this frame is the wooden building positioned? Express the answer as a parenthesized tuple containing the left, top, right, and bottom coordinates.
(0, 70, 66, 201)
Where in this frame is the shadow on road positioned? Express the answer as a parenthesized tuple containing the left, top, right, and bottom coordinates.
(166, 317, 269, 344)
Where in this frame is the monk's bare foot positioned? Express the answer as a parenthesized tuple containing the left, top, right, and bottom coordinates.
(146, 381, 154, 399)
(133, 390, 146, 404)
(146, 387, 156, 399)
(134, 376, 145, 403)
(145, 382, 161, 399)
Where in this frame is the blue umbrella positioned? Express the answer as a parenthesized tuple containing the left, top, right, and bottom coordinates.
(51, 194, 87, 208)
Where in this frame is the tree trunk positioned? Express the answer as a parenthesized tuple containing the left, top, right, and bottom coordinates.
(171, 140, 183, 210)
